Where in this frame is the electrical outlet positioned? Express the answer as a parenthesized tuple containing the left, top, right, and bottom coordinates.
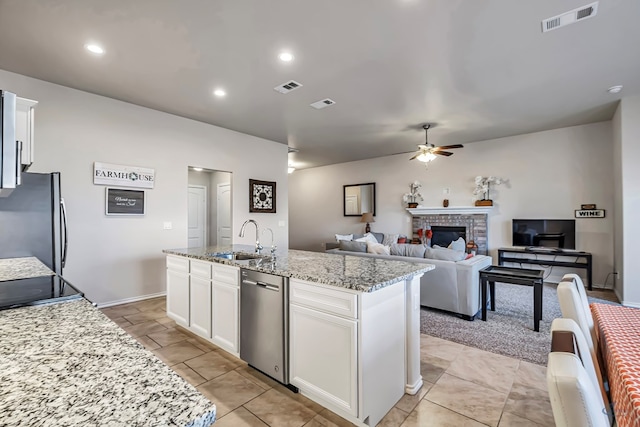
(163, 222, 172, 230)
(278, 220, 286, 227)
(443, 187, 450, 195)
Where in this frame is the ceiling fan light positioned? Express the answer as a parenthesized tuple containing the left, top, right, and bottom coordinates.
(416, 152, 437, 162)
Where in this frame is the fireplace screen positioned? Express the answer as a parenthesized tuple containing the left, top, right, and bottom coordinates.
(430, 226, 466, 247)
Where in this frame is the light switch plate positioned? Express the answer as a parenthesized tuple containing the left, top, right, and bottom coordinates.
(278, 220, 286, 227)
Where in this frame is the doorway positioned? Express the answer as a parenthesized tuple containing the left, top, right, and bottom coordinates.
(188, 168, 232, 248)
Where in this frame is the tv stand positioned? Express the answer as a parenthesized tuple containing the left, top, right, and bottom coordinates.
(498, 247, 592, 290)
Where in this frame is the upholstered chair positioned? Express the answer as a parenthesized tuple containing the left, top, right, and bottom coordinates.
(547, 352, 610, 427)
(561, 273, 598, 346)
(550, 318, 612, 424)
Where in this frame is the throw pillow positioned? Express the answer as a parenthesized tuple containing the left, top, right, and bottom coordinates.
(335, 233, 353, 242)
(367, 242, 391, 255)
(382, 233, 399, 246)
(448, 237, 466, 252)
(355, 232, 378, 245)
(339, 240, 367, 253)
(425, 247, 466, 261)
(465, 253, 475, 260)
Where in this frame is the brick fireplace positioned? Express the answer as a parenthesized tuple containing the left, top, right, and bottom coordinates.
(407, 207, 492, 255)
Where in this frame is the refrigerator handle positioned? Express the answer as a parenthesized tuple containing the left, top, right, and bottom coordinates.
(61, 197, 69, 268)
(15, 140, 22, 185)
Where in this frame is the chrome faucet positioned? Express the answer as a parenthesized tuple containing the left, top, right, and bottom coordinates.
(263, 228, 277, 256)
(239, 219, 263, 253)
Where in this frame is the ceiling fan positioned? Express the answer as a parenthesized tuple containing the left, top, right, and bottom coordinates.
(409, 124, 464, 162)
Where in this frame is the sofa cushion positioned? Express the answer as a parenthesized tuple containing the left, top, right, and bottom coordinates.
(382, 233, 399, 246)
(390, 243, 427, 258)
(367, 242, 391, 255)
(335, 233, 353, 242)
(339, 240, 367, 252)
(425, 246, 466, 261)
(371, 232, 384, 243)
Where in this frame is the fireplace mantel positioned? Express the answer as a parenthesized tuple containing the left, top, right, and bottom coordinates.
(406, 206, 493, 215)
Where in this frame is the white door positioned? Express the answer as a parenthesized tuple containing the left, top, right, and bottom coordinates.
(188, 185, 207, 248)
(217, 183, 232, 246)
(212, 281, 239, 355)
(166, 269, 190, 327)
(190, 276, 212, 338)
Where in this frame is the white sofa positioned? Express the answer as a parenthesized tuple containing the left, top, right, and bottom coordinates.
(326, 247, 492, 319)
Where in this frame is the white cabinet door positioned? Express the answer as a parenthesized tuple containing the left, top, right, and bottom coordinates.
(190, 276, 212, 338)
(166, 269, 189, 326)
(290, 304, 358, 417)
(16, 97, 37, 169)
(212, 282, 239, 355)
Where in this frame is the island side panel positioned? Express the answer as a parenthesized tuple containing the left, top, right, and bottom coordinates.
(360, 279, 406, 427)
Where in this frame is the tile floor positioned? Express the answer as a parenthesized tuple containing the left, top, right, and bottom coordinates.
(100, 290, 616, 426)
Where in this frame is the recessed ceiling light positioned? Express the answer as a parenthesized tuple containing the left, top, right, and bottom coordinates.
(85, 44, 105, 55)
(192, 167, 203, 172)
(607, 85, 623, 94)
(213, 89, 226, 97)
(278, 52, 294, 62)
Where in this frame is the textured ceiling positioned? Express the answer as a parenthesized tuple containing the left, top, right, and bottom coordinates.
(0, 0, 637, 169)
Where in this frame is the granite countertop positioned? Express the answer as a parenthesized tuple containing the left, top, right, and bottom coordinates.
(0, 299, 215, 427)
(163, 245, 434, 293)
(0, 257, 55, 281)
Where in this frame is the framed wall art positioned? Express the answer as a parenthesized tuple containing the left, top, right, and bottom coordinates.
(249, 179, 276, 213)
(106, 188, 145, 216)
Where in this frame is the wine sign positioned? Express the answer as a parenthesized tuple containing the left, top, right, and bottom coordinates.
(106, 188, 145, 216)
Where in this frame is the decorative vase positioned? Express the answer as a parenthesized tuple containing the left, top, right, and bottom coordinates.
(408, 202, 418, 208)
(475, 199, 493, 206)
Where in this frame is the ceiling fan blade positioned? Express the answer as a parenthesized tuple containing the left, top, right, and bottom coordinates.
(433, 144, 464, 150)
(409, 152, 421, 160)
(434, 151, 454, 156)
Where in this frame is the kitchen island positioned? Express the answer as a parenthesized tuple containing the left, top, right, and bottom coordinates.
(0, 258, 216, 427)
(163, 245, 434, 427)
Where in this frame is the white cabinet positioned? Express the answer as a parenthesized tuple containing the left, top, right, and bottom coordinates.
(211, 263, 240, 355)
(165, 255, 239, 355)
(289, 278, 407, 427)
(189, 260, 212, 339)
(212, 282, 239, 354)
(166, 268, 190, 327)
(16, 97, 37, 170)
(290, 303, 358, 416)
(190, 276, 212, 338)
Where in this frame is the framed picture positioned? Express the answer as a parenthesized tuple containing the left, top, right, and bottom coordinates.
(249, 179, 276, 213)
(106, 188, 145, 216)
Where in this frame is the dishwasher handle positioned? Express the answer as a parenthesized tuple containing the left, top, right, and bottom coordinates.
(242, 279, 280, 292)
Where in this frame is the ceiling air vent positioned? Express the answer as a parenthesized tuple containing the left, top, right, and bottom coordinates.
(541, 2, 598, 33)
(274, 80, 303, 94)
(310, 99, 336, 110)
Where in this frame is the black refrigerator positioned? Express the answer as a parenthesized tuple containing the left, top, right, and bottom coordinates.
(0, 171, 67, 274)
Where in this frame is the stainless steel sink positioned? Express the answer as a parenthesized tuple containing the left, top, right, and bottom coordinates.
(208, 252, 270, 262)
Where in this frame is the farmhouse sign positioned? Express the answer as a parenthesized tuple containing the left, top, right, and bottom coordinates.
(94, 162, 155, 189)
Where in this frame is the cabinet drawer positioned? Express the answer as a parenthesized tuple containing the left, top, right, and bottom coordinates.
(290, 279, 358, 319)
(191, 260, 212, 279)
(213, 264, 239, 287)
(166, 255, 189, 273)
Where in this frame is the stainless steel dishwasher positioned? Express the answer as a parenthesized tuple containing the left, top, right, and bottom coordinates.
(240, 268, 292, 387)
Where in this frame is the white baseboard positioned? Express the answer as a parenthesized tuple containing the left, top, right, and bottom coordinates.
(621, 300, 640, 309)
(97, 292, 167, 308)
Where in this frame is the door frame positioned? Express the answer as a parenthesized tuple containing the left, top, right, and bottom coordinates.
(217, 182, 232, 247)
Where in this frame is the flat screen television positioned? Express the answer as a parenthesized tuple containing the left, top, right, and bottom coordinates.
(512, 219, 576, 250)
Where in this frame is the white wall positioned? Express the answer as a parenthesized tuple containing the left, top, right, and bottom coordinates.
(290, 122, 614, 287)
(1, 69, 288, 305)
(617, 95, 640, 306)
(612, 102, 623, 300)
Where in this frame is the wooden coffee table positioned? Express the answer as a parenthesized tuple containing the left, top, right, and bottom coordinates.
(479, 265, 545, 332)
